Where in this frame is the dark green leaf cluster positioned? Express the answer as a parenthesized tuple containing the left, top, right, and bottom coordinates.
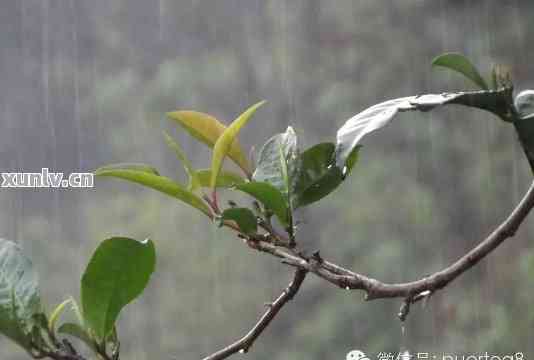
(95, 103, 362, 240)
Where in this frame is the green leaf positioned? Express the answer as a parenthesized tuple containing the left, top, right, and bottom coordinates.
(432, 52, 489, 90)
(211, 101, 265, 188)
(0, 239, 42, 349)
(0, 238, 42, 350)
(94, 163, 159, 176)
(162, 131, 200, 191)
(95, 165, 211, 217)
(166, 110, 252, 175)
(293, 143, 343, 208)
(235, 182, 289, 226)
(57, 323, 97, 352)
(220, 208, 258, 235)
(253, 126, 299, 200)
(81, 237, 156, 342)
(195, 169, 245, 188)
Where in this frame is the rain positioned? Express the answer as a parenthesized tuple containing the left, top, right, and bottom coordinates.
(0, 1, 533, 359)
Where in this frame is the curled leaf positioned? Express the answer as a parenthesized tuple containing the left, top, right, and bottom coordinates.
(335, 88, 513, 166)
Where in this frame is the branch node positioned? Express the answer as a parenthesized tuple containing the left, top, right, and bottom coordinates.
(398, 296, 414, 322)
(311, 250, 323, 263)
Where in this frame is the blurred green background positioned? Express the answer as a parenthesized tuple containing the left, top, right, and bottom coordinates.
(1, 1, 533, 359)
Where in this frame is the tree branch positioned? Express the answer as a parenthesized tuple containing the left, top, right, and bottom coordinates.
(201, 269, 307, 360)
(249, 180, 534, 301)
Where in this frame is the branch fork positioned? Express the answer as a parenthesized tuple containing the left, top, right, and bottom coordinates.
(205, 180, 534, 360)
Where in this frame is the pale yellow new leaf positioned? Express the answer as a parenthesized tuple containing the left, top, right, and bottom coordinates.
(166, 110, 251, 175)
(210, 101, 266, 188)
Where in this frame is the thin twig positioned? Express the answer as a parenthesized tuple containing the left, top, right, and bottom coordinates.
(201, 269, 307, 360)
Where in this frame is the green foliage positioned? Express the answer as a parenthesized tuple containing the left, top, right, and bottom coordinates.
(195, 169, 245, 189)
(432, 52, 489, 90)
(293, 143, 360, 208)
(220, 208, 258, 235)
(81, 237, 156, 341)
(163, 131, 201, 191)
(253, 126, 299, 202)
(94, 163, 211, 217)
(0, 239, 42, 351)
(235, 182, 289, 226)
(166, 110, 252, 175)
(211, 101, 265, 187)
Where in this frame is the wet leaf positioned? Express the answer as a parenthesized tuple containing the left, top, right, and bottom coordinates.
(221, 208, 258, 235)
(95, 165, 211, 217)
(81, 237, 156, 341)
(514, 90, 534, 119)
(211, 101, 265, 187)
(293, 143, 343, 208)
(0, 238, 42, 350)
(235, 182, 289, 226)
(167, 110, 251, 175)
(253, 126, 299, 200)
(335, 97, 414, 166)
(335, 88, 513, 166)
(432, 52, 489, 90)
